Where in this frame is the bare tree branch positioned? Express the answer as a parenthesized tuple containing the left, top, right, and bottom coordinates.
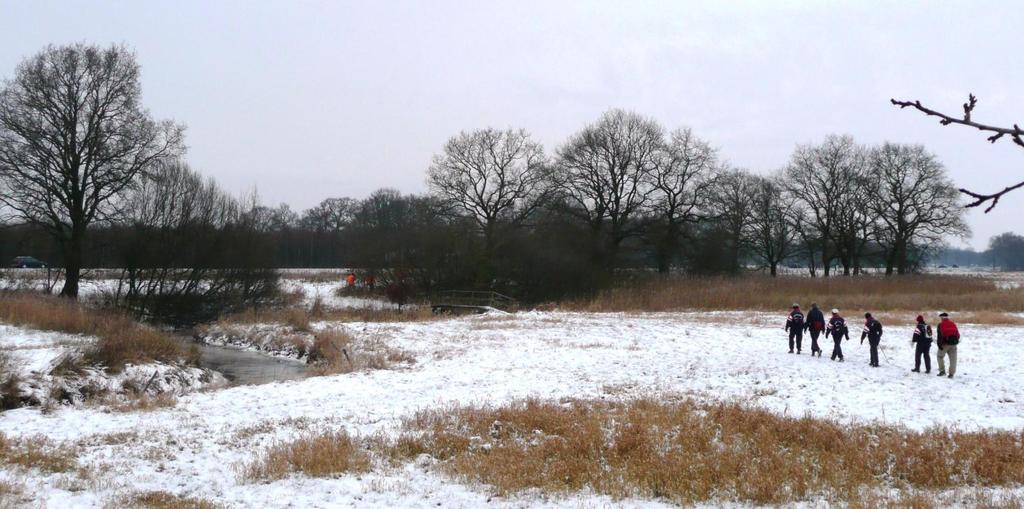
(891, 94, 1024, 212)
(960, 180, 1024, 213)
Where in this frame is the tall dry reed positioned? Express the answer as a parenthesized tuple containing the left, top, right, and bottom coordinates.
(390, 397, 1024, 506)
(0, 292, 184, 371)
(571, 275, 1024, 314)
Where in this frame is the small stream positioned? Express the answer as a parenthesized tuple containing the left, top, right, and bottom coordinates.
(177, 336, 308, 386)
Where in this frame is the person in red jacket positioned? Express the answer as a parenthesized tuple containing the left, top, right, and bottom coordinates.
(936, 312, 960, 379)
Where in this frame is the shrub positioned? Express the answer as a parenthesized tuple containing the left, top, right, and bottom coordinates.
(306, 329, 353, 374)
(0, 373, 22, 411)
(0, 292, 185, 372)
(282, 307, 311, 332)
(115, 491, 225, 509)
(384, 281, 414, 309)
(241, 429, 370, 481)
(0, 433, 78, 473)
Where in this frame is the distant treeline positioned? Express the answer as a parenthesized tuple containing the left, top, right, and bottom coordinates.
(934, 233, 1024, 270)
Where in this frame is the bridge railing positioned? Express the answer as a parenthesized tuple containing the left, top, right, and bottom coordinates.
(432, 290, 518, 312)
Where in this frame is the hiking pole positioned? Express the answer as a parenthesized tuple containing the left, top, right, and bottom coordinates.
(879, 345, 893, 366)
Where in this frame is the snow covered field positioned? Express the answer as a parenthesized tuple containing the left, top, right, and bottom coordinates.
(1, 310, 1023, 507)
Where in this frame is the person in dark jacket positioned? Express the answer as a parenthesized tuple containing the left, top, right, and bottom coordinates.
(826, 309, 849, 361)
(804, 303, 826, 357)
(861, 312, 884, 367)
(911, 314, 932, 373)
(936, 312, 960, 378)
(785, 304, 805, 354)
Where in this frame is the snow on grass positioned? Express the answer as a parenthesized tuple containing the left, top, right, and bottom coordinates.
(1, 310, 1023, 506)
(280, 279, 398, 311)
(0, 324, 224, 407)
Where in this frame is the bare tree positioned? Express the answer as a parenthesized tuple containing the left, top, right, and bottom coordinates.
(551, 109, 663, 267)
(649, 127, 718, 272)
(0, 44, 184, 297)
(788, 205, 820, 277)
(709, 168, 757, 272)
(746, 174, 796, 276)
(300, 197, 357, 233)
(114, 161, 278, 323)
(830, 150, 872, 275)
(868, 143, 968, 274)
(892, 94, 1024, 211)
(784, 135, 863, 276)
(427, 128, 548, 258)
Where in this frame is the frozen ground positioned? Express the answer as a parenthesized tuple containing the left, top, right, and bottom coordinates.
(1, 310, 1023, 507)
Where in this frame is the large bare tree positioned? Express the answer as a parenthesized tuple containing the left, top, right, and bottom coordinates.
(427, 128, 548, 257)
(746, 174, 797, 276)
(830, 152, 872, 275)
(649, 127, 718, 272)
(784, 135, 863, 276)
(0, 44, 184, 297)
(709, 168, 757, 272)
(868, 142, 968, 274)
(552, 109, 663, 267)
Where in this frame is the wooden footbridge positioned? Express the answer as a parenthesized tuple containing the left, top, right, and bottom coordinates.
(430, 290, 518, 314)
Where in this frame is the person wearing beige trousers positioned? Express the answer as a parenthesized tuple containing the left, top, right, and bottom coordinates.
(936, 312, 960, 379)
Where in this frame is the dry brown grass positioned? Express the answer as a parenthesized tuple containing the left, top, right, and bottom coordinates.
(111, 491, 225, 509)
(850, 490, 1024, 509)
(0, 292, 185, 372)
(0, 433, 78, 473)
(219, 304, 438, 326)
(105, 393, 178, 413)
(305, 329, 414, 375)
(385, 398, 1024, 506)
(571, 275, 1024, 316)
(241, 429, 371, 481)
(306, 329, 354, 374)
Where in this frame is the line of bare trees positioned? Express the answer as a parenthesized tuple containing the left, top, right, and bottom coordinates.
(425, 112, 968, 278)
(0, 44, 973, 309)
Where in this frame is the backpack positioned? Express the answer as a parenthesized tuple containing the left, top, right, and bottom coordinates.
(939, 321, 960, 345)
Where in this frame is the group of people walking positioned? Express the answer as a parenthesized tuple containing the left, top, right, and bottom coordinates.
(785, 303, 962, 378)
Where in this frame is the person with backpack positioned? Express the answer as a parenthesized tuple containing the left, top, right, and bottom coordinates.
(936, 312, 960, 379)
(861, 312, 883, 367)
(911, 314, 933, 373)
(804, 303, 826, 357)
(826, 309, 849, 361)
(785, 303, 805, 354)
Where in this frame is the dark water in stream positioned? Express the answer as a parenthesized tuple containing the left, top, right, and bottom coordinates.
(177, 336, 308, 386)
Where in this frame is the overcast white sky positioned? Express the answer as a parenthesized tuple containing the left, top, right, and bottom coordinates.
(1, 0, 1022, 249)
